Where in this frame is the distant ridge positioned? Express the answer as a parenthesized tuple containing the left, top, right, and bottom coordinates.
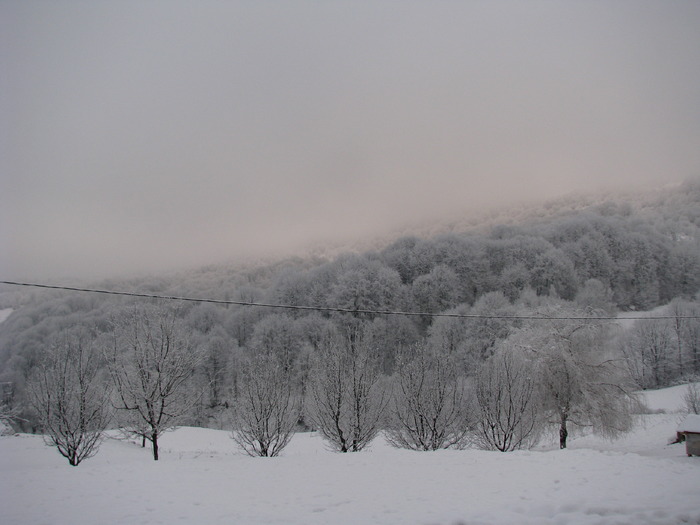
(302, 180, 695, 263)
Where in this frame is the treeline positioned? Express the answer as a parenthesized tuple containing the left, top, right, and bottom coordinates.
(7, 301, 636, 465)
(16, 296, 700, 466)
(1, 181, 700, 448)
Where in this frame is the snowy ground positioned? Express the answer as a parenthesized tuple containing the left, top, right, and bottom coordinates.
(0, 308, 12, 324)
(2, 387, 699, 525)
(616, 305, 670, 331)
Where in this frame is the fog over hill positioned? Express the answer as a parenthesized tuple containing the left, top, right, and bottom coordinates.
(301, 180, 692, 262)
(1, 178, 699, 466)
(3, 1, 699, 281)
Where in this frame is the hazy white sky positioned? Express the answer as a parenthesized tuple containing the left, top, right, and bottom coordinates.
(2, 1, 699, 281)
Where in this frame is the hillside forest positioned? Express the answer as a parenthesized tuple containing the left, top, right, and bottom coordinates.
(1, 180, 699, 459)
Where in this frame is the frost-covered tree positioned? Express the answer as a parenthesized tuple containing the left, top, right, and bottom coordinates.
(668, 299, 700, 379)
(29, 330, 112, 466)
(621, 319, 675, 389)
(411, 265, 460, 319)
(564, 232, 615, 287)
(683, 383, 700, 415)
(231, 352, 300, 457)
(518, 306, 637, 448)
(461, 292, 518, 369)
(386, 342, 472, 451)
(680, 308, 700, 376)
(499, 263, 530, 303)
(379, 236, 434, 285)
(199, 328, 233, 410)
(0, 396, 19, 435)
(305, 325, 387, 452)
(362, 315, 420, 374)
(0, 379, 21, 435)
(107, 305, 201, 460)
(475, 344, 541, 452)
(427, 304, 471, 356)
(529, 247, 578, 300)
(574, 279, 616, 315)
(327, 256, 402, 317)
(669, 299, 689, 378)
(249, 313, 304, 372)
(663, 243, 700, 301)
(612, 233, 660, 310)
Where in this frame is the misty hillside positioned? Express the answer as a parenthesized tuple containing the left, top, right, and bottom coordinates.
(1, 180, 700, 431)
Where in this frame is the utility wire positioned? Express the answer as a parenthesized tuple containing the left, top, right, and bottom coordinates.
(1, 280, 699, 321)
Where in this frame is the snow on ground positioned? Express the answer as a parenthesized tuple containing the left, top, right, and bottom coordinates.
(616, 304, 670, 331)
(639, 383, 695, 414)
(2, 387, 699, 525)
(678, 415, 700, 433)
(0, 307, 12, 324)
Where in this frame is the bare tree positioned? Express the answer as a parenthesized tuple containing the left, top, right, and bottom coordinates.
(669, 299, 688, 377)
(459, 292, 519, 370)
(673, 300, 700, 376)
(0, 402, 18, 435)
(29, 331, 112, 466)
(107, 305, 201, 460)
(683, 382, 700, 415)
(0, 382, 23, 435)
(231, 352, 300, 457)
(475, 344, 541, 452)
(621, 319, 675, 388)
(682, 312, 700, 376)
(386, 342, 472, 451)
(305, 325, 387, 452)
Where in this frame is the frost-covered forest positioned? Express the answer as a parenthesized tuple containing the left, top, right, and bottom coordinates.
(1, 181, 700, 459)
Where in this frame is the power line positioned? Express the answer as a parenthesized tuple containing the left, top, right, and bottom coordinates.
(1, 280, 699, 321)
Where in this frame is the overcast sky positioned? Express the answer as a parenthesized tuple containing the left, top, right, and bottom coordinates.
(2, 1, 699, 281)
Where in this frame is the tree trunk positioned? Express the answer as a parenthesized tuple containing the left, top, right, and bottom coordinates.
(559, 417, 568, 449)
(152, 431, 159, 461)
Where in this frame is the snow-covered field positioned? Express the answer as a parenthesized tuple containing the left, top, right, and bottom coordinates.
(0, 308, 13, 324)
(2, 387, 699, 525)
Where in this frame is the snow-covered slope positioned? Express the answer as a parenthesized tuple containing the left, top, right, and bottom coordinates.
(1, 386, 699, 525)
(639, 383, 695, 414)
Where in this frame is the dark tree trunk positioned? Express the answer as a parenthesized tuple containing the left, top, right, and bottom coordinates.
(152, 431, 159, 461)
(559, 417, 568, 449)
